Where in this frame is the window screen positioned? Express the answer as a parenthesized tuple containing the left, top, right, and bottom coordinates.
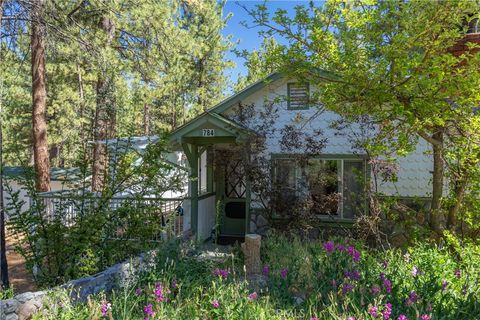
(287, 83, 310, 109)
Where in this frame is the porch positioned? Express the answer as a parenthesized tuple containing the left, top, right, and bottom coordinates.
(169, 112, 254, 242)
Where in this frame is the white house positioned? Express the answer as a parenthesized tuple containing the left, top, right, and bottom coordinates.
(167, 72, 434, 242)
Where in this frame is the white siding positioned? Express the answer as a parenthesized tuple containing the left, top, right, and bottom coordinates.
(222, 77, 433, 198)
(197, 194, 216, 241)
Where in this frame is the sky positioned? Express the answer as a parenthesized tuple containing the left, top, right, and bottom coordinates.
(222, 1, 309, 83)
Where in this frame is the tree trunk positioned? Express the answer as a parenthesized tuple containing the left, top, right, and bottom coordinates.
(241, 234, 261, 276)
(0, 0, 10, 290)
(76, 63, 87, 151)
(430, 131, 444, 231)
(92, 17, 115, 192)
(31, 0, 51, 192)
(447, 179, 467, 230)
(143, 103, 150, 136)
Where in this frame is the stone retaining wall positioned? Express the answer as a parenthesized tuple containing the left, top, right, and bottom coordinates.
(0, 251, 156, 320)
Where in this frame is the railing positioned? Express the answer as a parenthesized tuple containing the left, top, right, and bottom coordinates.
(35, 192, 189, 242)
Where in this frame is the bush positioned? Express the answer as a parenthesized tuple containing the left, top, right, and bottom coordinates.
(33, 235, 480, 320)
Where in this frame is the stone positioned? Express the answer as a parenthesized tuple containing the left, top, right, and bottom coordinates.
(15, 292, 35, 304)
(256, 215, 268, 228)
(6, 313, 17, 320)
(18, 299, 42, 320)
(4, 299, 19, 313)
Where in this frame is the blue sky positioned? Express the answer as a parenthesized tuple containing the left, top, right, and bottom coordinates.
(222, 1, 309, 83)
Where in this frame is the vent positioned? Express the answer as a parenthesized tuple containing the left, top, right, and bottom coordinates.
(287, 83, 310, 110)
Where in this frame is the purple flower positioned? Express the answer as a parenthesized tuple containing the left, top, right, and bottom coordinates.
(347, 317, 356, 320)
(405, 291, 418, 306)
(383, 278, 392, 294)
(212, 268, 229, 279)
(382, 303, 392, 320)
(211, 299, 220, 308)
(331, 279, 337, 288)
(411, 266, 419, 277)
(143, 304, 153, 319)
(344, 270, 361, 280)
(323, 241, 335, 253)
(262, 264, 270, 276)
(462, 284, 468, 295)
(337, 244, 345, 251)
(398, 315, 408, 320)
(380, 272, 386, 281)
(371, 285, 381, 296)
(420, 315, 431, 320)
(248, 292, 258, 300)
(369, 305, 379, 318)
(454, 269, 462, 279)
(442, 279, 448, 291)
(135, 287, 142, 296)
(342, 282, 355, 294)
(100, 302, 111, 317)
(347, 245, 361, 262)
(382, 260, 389, 269)
(171, 278, 177, 289)
(280, 268, 288, 279)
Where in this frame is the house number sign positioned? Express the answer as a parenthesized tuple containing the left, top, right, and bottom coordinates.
(202, 129, 215, 137)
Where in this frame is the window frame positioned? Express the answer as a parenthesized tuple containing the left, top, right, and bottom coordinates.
(287, 82, 310, 110)
(271, 154, 368, 220)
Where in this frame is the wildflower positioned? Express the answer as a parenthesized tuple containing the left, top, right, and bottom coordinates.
(310, 317, 319, 320)
(382, 303, 392, 320)
(211, 299, 220, 308)
(379, 272, 386, 281)
(371, 285, 381, 296)
(347, 317, 356, 320)
(323, 241, 335, 253)
(280, 268, 288, 279)
(411, 266, 419, 277)
(331, 279, 337, 288)
(171, 278, 177, 289)
(348, 245, 361, 262)
(420, 315, 431, 320)
(405, 291, 418, 306)
(454, 269, 462, 279)
(143, 304, 154, 319)
(426, 303, 432, 312)
(344, 270, 361, 280)
(135, 287, 142, 296)
(262, 264, 270, 276)
(369, 305, 379, 318)
(248, 292, 258, 300)
(383, 278, 392, 294)
(337, 244, 345, 252)
(154, 283, 167, 302)
(212, 268, 229, 279)
(462, 284, 468, 295)
(398, 315, 408, 320)
(442, 279, 448, 291)
(382, 260, 389, 269)
(100, 302, 111, 317)
(342, 282, 355, 294)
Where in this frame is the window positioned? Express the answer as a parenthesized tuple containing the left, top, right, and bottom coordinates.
(287, 83, 310, 110)
(273, 156, 367, 219)
(198, 148, 214, 195)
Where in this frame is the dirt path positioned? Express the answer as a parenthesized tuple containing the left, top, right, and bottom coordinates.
(6, 229, 37, 294)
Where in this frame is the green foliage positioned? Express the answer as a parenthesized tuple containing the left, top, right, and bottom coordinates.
(32, 234, 480, 319)
(5, 138, 186, 287)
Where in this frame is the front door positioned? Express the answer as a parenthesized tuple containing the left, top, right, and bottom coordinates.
(217, 150, 246, 236)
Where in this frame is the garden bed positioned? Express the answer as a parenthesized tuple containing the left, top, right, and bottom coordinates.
(24, 235, 480, 319)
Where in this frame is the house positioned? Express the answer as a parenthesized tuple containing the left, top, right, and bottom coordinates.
(2, 167, 84, 216)
(168, 72, 434, 242)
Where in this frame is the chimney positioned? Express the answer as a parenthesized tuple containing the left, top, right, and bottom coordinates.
(448, 16, 480, 57)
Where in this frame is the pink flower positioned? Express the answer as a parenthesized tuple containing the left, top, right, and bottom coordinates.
(212, 268, 229, 279)
(420, 315, 431, 320)
(382, 303, 392, 320)
(154, 283, 166, 302)
(411, 266, 419, 277)
(383, 278, 392, 294)
(347, 317, 356, 320)
(248, 292, 258, 300)
(100, 302, 111, 317)
(369, 305, 379, 318)
(310, 317, 319, 320)
(143, 304, 153, 319)
(398, 315, 408, 320)
(135, 287, 142, 296)
(211, 299, 220, 308)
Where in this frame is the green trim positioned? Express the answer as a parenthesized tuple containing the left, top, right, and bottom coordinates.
(270, 153, 368, 160)
(209, 72, 284, 114)
(287, 82, 310, 110)
(198, 192, 215, 200)
(189, 144, 199, 239)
